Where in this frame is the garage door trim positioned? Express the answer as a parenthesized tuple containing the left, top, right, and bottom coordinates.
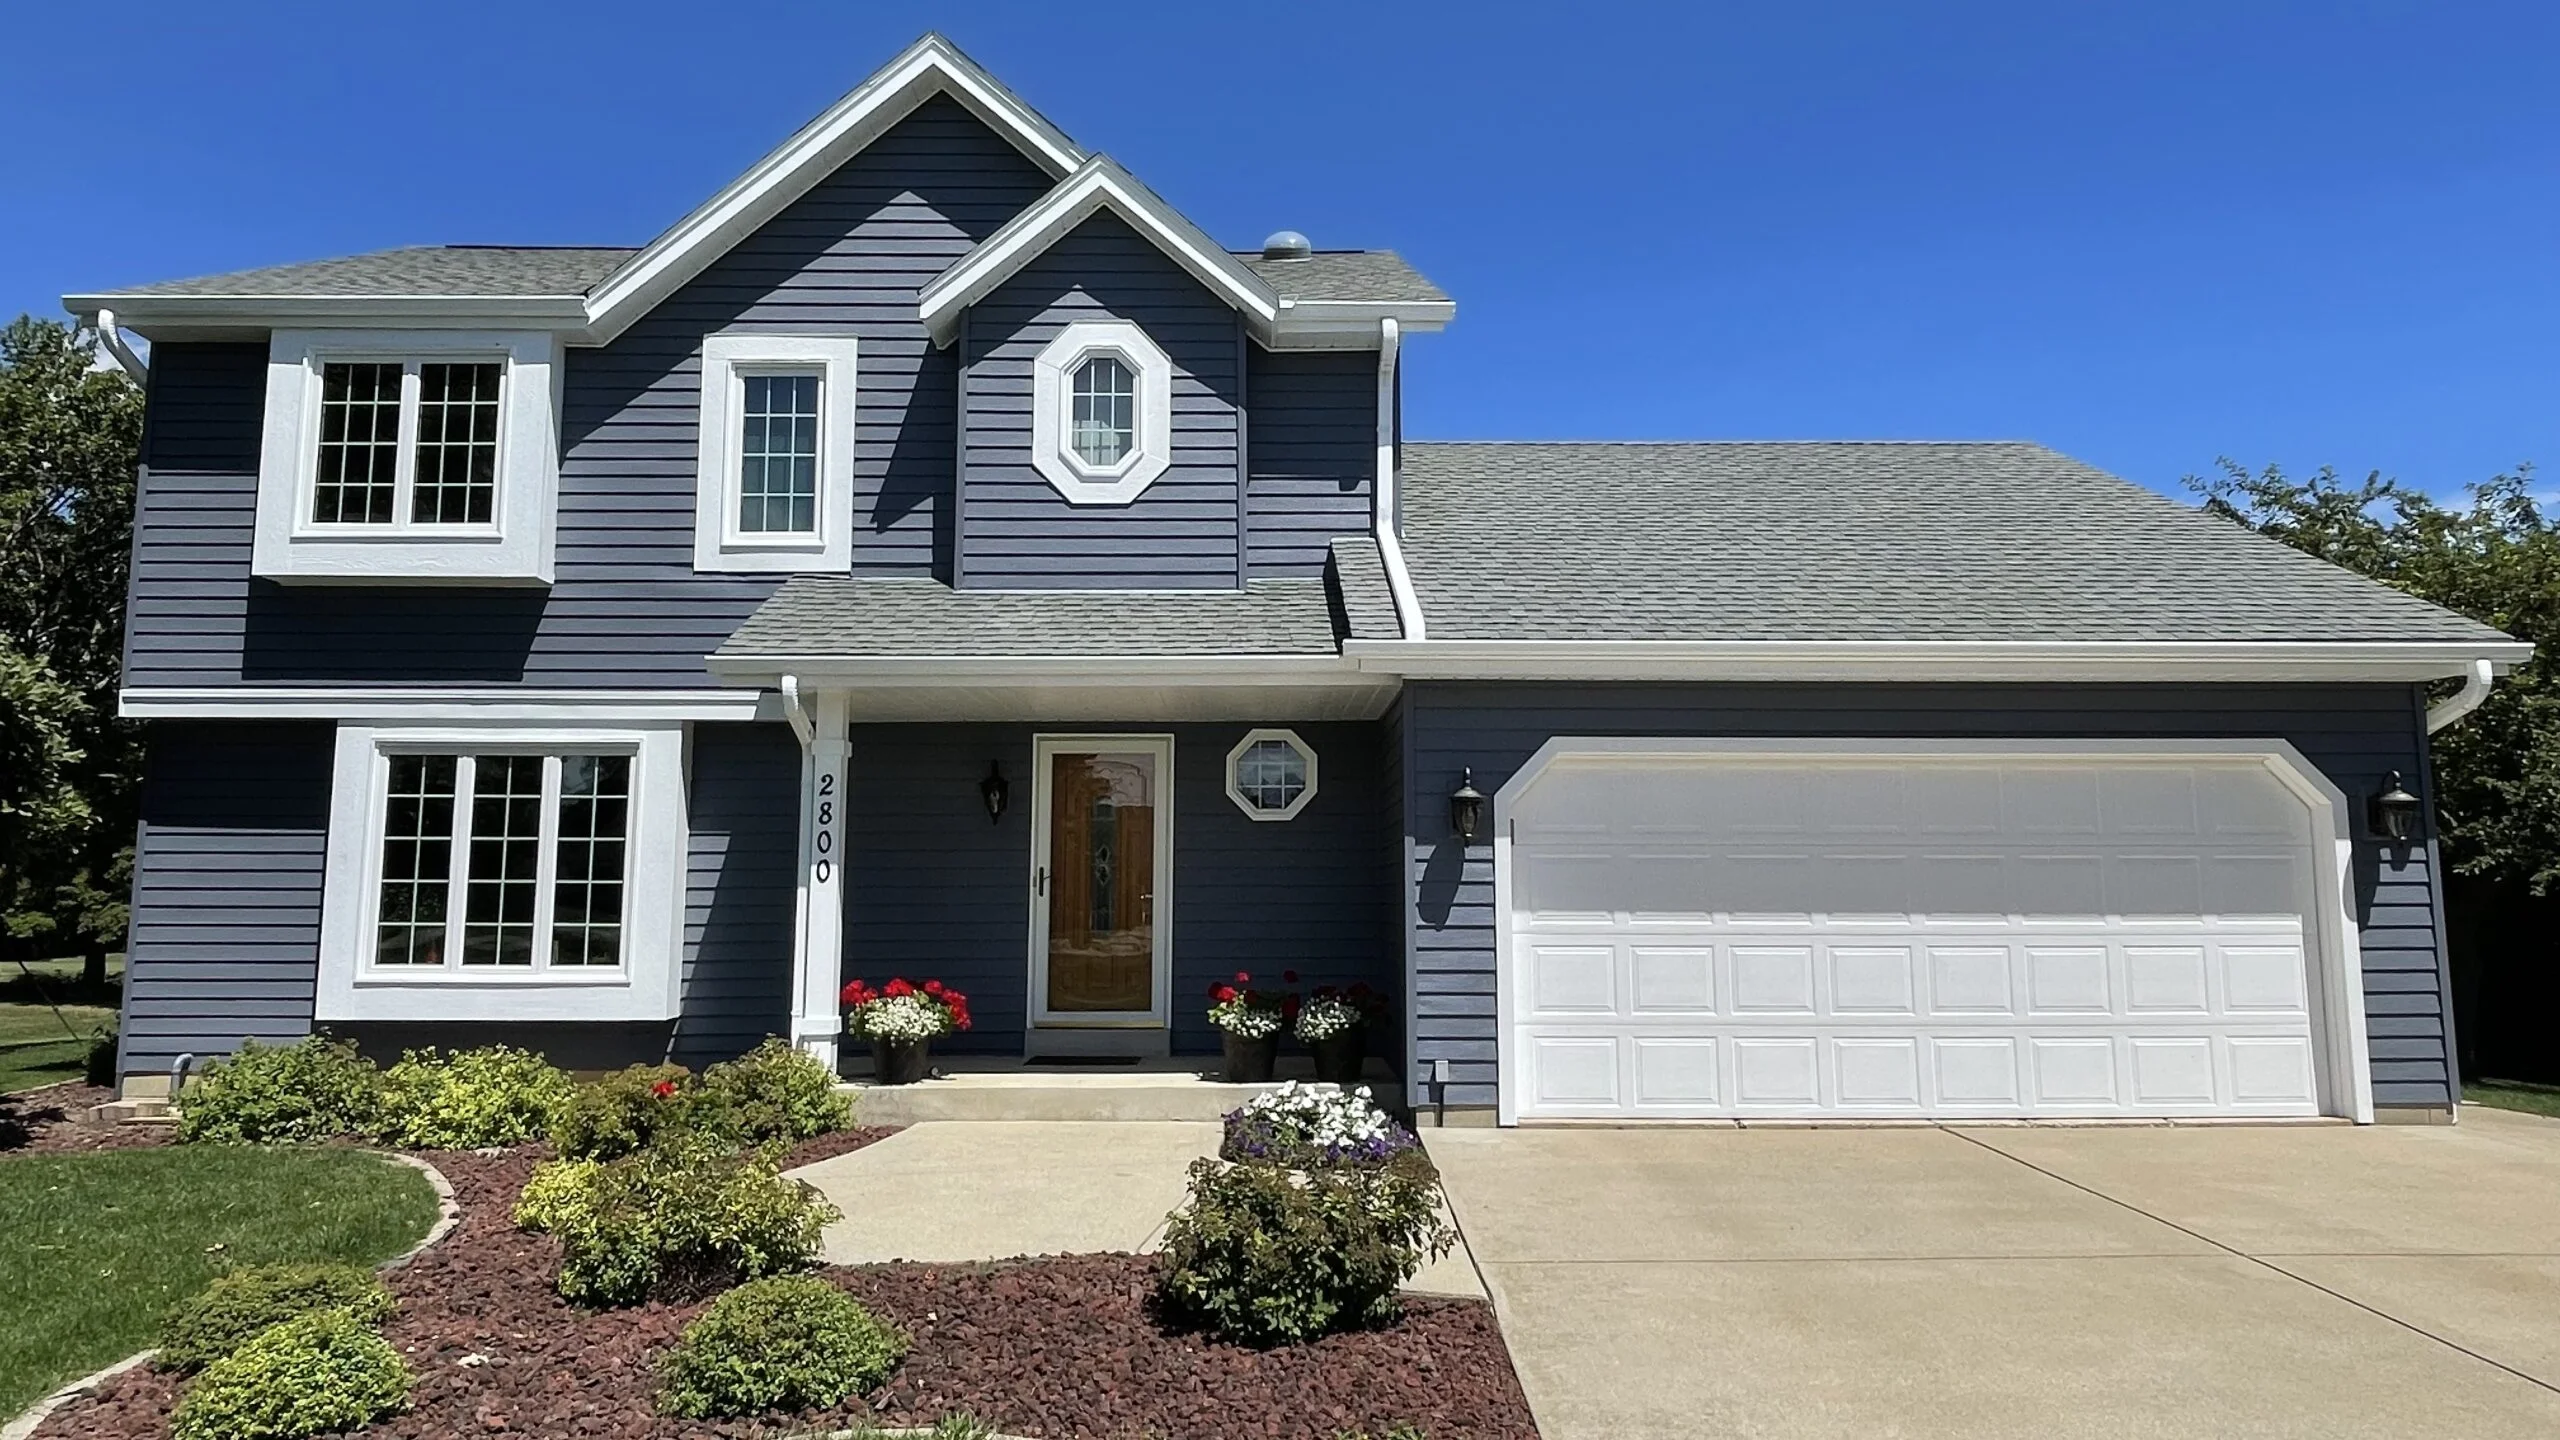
(1488, 738, 2374, 1126)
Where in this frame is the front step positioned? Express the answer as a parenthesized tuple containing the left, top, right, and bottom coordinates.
(88, 1097, 179, 1126)
(840, 1057, 1403, 1125)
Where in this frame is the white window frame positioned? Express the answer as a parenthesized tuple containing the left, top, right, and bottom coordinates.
(693, 333, 858, 573)
(316, 722, 688, 1023)
(1031, 320, 1172, 504)
(1223, 727, 1319, 821)
(254, 330, 561, 583)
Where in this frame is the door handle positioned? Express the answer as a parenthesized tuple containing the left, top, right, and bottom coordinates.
(1035, 866, 1048, 896)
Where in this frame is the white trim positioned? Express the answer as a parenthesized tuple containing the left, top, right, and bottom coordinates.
(786, 690, 849, 1070)
(1224, 727, 1319, 821)
(584, 36, 1080, 345)
(919, 158, 1280, 346)
(119, 687, 772, 722)
(693, 334, 859, 572)
(1028, 733, 1176, 1038)
(316, 722, 688, 1023)
(2426, 658, 2497, 733)
(1344, 638, 2532, 684)
(1484, 737, 2376, 1127)
(706, 652, 1372, 685)
(1030, 321, 1172, 503)
(89, 309, 148, 382)
(1371, 318, 1426, 640)
(253, 330, 560, 584)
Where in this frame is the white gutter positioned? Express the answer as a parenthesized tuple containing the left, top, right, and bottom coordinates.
(779, 674, 814, 747)
(1339, 637, 2532, 684)
(89, 309, 147, 383)
(1373, 317, 1427, 641)
(2426, 657, 2497, 733)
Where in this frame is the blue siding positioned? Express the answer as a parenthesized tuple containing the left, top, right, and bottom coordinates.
(1245, 348, 1376, 578)
(675, 722, 801, 1065)
(121, 96, 1057, 690)
(958, 214, 1245, 589)
(842, 721, 1393, 1055)
(1399, 682, 2459, 1112)
(118, 722, 332, 1077)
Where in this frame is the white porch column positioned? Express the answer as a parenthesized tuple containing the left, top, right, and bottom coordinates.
(787, 686, 850, 1070)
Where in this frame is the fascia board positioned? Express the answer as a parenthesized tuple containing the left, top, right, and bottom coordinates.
(1339, 638, 2535, 683)
(704, 652, 1364, 687)
(63, 295, 592, 329)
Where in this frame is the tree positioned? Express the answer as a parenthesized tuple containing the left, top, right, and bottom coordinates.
(0, 315, 144, 984)
(2191, 460, 2560, 893)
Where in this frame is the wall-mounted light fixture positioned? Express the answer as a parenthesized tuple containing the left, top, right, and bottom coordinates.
(2369, 771, 2420, 842)
(979, 762, 1010, 823)
(1449, 767, 1487, 843)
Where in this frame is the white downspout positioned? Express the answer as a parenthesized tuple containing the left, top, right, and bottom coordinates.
(781, 674, 814, 747)
(1373, 317, 1426, 641)
(2426, 658, 2496, 734)
(89, 309, 148, 384)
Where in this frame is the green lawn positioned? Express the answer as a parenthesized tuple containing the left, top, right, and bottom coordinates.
(2466, 1079, 2560, 1119)
(0, 1038, 95, 1096)
(0, 1145, 439, 1417)
(1, 954, 123, 1095)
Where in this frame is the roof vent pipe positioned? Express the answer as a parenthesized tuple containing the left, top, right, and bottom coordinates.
(1261, 230, 1311, 261)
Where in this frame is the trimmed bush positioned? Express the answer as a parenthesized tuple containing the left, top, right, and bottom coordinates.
(159, 1262, 396, 1373)
(513, 1155, 604, 1232)
(544, 1138, 840, 1306)
(170, 1309, 412, 1440)
(177, 1036, 382, 1145)
(551, 1063, 725, 1160)
(654, 1275, 905, 1418)
(1156, 1150, 1453, 1345)
(701, 1038, 853, 1143)
(376, 1044, 573, 1149)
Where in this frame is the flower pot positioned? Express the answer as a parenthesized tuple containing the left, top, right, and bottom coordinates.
(1219, 1031, 1278, 1084)
(1309, 1026, 1367, 1087)
(871, 1037, 933, 1085)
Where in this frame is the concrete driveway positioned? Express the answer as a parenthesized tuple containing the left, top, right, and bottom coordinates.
(1426, 1108, 2560, 1440)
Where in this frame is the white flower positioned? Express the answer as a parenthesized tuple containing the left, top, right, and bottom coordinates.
(1293, 993, 1364, 1042)
(847, 992, 952, 1042)
(1208, 993, 1284, 1038)
(1234, 1080, 1394, 1150)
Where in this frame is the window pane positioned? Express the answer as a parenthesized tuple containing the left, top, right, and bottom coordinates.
(375, 755, 456, 965)
(461, 755, 543, 966)
(412, 362, 502, 524)
(1236, 738, 1308, 812)
(313, 362, 402, 524)
(550, 755, 630, 967)
(1069, 356, 1135, 466)
(738, 373, 821, 534)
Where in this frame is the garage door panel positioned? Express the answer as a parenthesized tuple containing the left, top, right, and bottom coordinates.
(1506, 755, 2330, 1121)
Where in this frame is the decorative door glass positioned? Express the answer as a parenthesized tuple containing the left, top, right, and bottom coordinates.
(1044, 750, 1157, 1012)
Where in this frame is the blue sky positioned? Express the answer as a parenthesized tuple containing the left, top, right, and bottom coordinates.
(6, 1, 2552, 498)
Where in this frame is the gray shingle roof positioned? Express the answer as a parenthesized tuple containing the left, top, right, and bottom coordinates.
(1235, 251, 1449, 306)
(714, 576, 1345, 660)
(1397, 442, 2510, 645)
(93, 246, 638, 299)
(1328, 536, 1403, 640)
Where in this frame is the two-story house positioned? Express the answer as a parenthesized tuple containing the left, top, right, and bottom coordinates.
(70, 35, 2525, 1126)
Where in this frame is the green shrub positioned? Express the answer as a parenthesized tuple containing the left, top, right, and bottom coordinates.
(546, 1138, 840, 1306)
(169, 1308, 412, 1440)
(551, 1062, 725, 1159)
(177, 1036, 383, 1145)
(513, 1155, 604, 1232)
(1156, 1150, 1454, 1345)
(375, 1044, 572, 1149)
(158, 1262, 396, 1373)
(701, 1038, 853, 1143)
(655, 1275, 906, 1418)
(83, 1022, 118, 1087)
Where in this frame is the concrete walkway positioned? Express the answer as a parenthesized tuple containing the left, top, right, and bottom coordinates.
(1428, 1107, 2560, 1440)
(789, 1120, 1486, 1297)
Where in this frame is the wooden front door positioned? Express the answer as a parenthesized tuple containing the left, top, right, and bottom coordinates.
(1031, 736, 1172, 1031)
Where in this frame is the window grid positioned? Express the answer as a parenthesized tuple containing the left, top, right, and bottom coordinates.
(313, 362, 403, 523)
(373, 755, 456, 965)
(461, 755, 545, 966)
(737, 372, 821, 534)
(551, 755, 630, 967)
(1069, 355, 1135, 467)
(1235, 739, 1309, 813)
(411, 362, 503, 524)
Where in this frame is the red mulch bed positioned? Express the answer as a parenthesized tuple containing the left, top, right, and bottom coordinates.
(0, 1083, 174, 1156)
(34, 1130, 1537, 1440)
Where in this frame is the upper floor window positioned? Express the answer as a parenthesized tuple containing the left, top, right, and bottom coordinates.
(1032, 320, 1173, 505)
(254, 331, 562, 584)
(693, 334, 858, 573)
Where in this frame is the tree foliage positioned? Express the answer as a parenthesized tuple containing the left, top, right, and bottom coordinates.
(0, 315, 144, 971)
(2192, 460, 2560, 893)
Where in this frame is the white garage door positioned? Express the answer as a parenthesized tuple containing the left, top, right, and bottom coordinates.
(1504, 751, 2339, 1121)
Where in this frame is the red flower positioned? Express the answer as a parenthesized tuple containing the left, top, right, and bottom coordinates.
(840, 979, 876, 1007)
(924, 980, 945, 995)
(650, 1079, 678, 1099)
(1234, 970, 1251, 984)
(1209, 983, 1238, 1005)
(883, 978, 914, 998)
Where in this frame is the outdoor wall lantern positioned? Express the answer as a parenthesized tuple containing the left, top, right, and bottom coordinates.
(1449, 767, 1487, 843)
(979, 762, 1010, 824)
(2369, 771, 2421, 842)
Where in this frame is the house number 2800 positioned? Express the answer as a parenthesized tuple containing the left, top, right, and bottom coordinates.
(812, 772, 838, 884)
